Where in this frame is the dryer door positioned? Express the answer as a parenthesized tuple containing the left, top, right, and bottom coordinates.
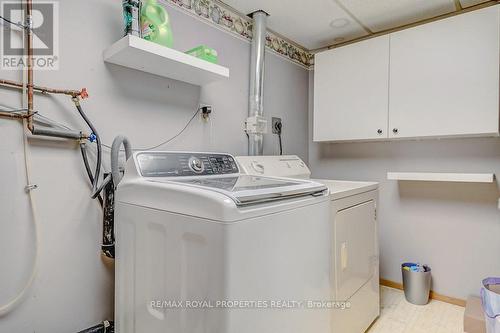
(334, 200, 376, 301)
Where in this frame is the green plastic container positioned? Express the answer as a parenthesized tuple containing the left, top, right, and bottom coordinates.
(185, 45, 218, 64)
(141, 0, 174, 48)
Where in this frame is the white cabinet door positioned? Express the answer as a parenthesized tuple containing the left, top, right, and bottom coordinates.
(389, 6, 500, 139)
(314, 36, 390, 142)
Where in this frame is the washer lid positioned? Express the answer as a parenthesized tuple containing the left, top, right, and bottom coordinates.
(151, 175, 327, 206)
(117, 151, 330, 221)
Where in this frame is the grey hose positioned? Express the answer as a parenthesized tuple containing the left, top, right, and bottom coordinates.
(74, 99, 102, 199)
(111, 135, 132, 188)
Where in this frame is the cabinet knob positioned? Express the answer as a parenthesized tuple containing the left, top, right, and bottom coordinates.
(393, 128, 399, 134)
(377, 129, 383, 135)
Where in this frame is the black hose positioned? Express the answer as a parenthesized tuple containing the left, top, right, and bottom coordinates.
(77, 321, 114, 333)
(80, 142, 94, 183)
(278, 133, 283, 155)
(79, 142, 103, 206)
(274, 121, 283, 155)
(77, 324, 103, 333)
(74, 99, 102, 199)
(102, 173, 115, 258)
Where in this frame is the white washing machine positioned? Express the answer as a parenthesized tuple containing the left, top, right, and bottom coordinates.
(236, 155, 380, 333)
(114, 151, 333, 333)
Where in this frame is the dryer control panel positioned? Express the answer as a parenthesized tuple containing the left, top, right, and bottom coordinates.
(136, 152, 239, 177)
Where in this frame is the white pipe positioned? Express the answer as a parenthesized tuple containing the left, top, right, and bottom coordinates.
(0, 3, 39, 316)
(0, 119, 39, 317)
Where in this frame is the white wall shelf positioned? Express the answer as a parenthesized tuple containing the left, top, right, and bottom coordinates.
(103, 35, 230, 86)
(387, 172, 495, 183)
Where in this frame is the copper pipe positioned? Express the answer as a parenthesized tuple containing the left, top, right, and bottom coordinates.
(0, 0, 90, 140)
(0, 111, 27, 119)
(1, 0, 88, 134)
(0, 79, 86, 98)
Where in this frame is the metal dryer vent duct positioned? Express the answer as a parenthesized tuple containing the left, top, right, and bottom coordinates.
(246, 10, 269, 156)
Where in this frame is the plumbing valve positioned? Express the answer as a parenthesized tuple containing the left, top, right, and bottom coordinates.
(79, 88, 89, 99)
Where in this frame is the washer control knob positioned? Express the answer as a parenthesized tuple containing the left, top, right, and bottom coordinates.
(189, 156, 204, 173)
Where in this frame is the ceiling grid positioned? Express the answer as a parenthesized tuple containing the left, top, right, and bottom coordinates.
(168, 0, 497, 68)
(222, 0, 495, 50)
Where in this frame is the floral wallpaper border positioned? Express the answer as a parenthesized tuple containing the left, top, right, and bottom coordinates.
(161, 0, 314, 68)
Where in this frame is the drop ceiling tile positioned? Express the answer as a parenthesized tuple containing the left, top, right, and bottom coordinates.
(222, 0, 369, 49)
(459, 0, 490, 7)
(336, 0, 457, 32)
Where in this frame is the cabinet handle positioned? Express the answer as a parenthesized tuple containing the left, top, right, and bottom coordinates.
(393, 128, 399, 134)
(377, 129, 383, 135)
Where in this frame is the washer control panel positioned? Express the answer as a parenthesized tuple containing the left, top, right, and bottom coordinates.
(136, 152, 239, 177)
(235, 155, 311, 179)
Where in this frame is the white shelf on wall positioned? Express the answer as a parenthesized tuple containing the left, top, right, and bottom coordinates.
(387, 172, 495, 183)
(103, 35, 230, 86)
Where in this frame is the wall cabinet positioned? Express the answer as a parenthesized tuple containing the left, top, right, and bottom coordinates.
(314, 5, 500, 142)
(388, 6, 499, 139)
(314, 36, 390, 141)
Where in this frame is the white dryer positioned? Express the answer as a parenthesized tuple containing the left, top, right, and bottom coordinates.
(114, 152, 333, 333)
(236, 155, 380, 333)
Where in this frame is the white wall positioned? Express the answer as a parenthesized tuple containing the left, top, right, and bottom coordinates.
(308, 71, 500, 300)
(0, 1, 309, 332)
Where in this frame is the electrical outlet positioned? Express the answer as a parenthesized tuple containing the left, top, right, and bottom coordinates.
(199, 103, 213, 119)
(272, 117, 282, 134)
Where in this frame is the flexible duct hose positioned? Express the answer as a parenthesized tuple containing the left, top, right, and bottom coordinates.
(80, 135, 131, 203)
(111, 135, 132, 188)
